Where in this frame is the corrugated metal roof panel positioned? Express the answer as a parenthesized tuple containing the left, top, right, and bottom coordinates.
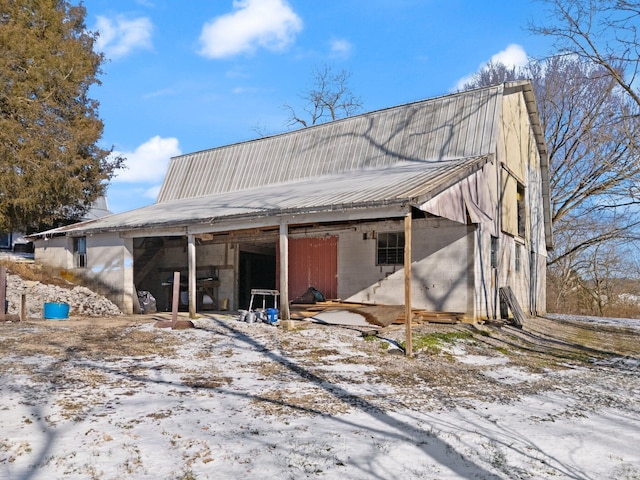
(36, 156, 490, 237)
(156, 85, 503, 203)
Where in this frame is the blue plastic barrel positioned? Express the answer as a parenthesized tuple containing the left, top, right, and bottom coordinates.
(265, 308, 278, 323)
(44, 302, 70, 320)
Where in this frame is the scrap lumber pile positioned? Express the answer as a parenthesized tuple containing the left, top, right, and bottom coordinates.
(290, 300, 463, 327)
(394, 310, 464, 325)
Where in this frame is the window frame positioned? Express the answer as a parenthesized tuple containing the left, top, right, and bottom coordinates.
(490, 236, 499, 269)
(516, 182, 526, 238)
(376, 231, 405, 266)
(0, 233, 11, 249)
(73, 236, 87, 268)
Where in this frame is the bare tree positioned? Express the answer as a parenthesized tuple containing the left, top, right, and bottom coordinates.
(530, 0, 640, 109)
(463, 56, 640, 314)
(465, 57, 640, 257)
(284, 64, 362, 128)
(462, 61, 520, 87)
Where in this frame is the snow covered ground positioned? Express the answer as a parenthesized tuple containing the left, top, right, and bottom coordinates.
(0, 314, 639, 479)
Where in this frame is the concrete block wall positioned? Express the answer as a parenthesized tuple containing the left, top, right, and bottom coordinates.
(34, 236, 73, 268)
(147, 241, 235, 312)
(35, 234, 137, 314)
(84, 234, 135, 314)
(338, 218, 475, 314)
(197, 243, 235, 311)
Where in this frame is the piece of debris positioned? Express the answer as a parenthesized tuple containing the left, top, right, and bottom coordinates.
(153, 319, 195, 329)
(292, 286, 326, 304)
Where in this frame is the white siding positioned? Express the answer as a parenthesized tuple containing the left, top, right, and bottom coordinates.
(85, 234, 135, 314)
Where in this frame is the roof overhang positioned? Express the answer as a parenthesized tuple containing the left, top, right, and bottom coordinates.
(29, 155, 492, 240)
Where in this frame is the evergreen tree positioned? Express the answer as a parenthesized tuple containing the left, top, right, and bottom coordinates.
(0, 0, 124, 232)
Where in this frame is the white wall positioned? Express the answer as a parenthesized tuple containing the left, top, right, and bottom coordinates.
(34, 236, 73, 268)
(143, 241, 236, 312)
(196, 243, 235, 311)
(339, 217, 475, 314)
(34, 233, 136, 314)
(84, 233, 135, 314)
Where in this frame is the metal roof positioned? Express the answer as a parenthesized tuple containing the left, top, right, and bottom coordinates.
(82, 196, 112, 221)
(30, 82, 554, 243)
(33, 155, 491, 237)
(157, 84, 504, 203)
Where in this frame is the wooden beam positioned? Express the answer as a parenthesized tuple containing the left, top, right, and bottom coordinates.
(188, 234, 196, 319)
(171, 271, 180, 326)
(134, 245, 165, 285)
(0, 267, 5, 318)
(279, 222, 290, 320)
(404, 212, 413, 357)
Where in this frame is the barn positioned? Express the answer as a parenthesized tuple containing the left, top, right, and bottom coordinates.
(30, 81, 552, 321)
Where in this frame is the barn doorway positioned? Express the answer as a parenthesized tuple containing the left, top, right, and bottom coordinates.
(238, 245, 277, 310)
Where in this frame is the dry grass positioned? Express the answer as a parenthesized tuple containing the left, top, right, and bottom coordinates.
(0, 318, 176, 360)
(0, 259, 78, 289)
(1, 314, 638, 422)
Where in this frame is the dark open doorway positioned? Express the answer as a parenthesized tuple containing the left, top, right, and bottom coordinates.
(239, 245, 276, 310)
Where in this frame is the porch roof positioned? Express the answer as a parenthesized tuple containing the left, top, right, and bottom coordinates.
(30, 154, 491, 238)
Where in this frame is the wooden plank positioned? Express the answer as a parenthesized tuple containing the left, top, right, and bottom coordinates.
(404, 212, 412, 357)
(0, 266, 5, 318)
(279, 223, 290, 320)
(171, 271, 180, 326)
(134, 246, 165, 285)
(188, 234, 196, 319)
(499, 286, 526, 328)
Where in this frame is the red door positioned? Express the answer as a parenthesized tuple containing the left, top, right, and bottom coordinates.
(282, 236, 338, 301)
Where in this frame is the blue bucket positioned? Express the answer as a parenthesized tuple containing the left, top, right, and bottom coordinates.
(44, 302, 70, 320)
(265, 307, 278, 323)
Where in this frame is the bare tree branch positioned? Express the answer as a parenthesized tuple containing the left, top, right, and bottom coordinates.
(530, 0, 640, 108)
(284, 64, 363, 128)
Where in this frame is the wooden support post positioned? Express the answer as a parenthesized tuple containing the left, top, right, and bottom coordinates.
(21, 294, 26, 321)
(171, 271, 180, 327)
(404, 212, 413, 357)
(279, 222, 290, 320)
(188, 234, 196, 319)
(0, 266, 6, 317)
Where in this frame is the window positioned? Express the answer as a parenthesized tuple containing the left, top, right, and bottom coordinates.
(377, 231, 405, 265)
(491, 236, 499, 269)
(517, 183, 525, 238)
(0, 233, 11, 249)
(501, 168, 526, 238)
(515, 243, 521, 273)
(73, 237, 87, 268)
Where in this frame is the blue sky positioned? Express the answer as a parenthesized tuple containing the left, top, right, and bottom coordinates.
(83, 0, 555, 213)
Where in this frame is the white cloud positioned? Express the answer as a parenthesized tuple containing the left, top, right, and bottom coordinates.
(112, 136, 181, 184)
(95, 15, 153, 60)
(453, 44, 529, 91)
(489, 44, 529, 68)
(198, 0, 303, 59)
(330, 38, 353, 58)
